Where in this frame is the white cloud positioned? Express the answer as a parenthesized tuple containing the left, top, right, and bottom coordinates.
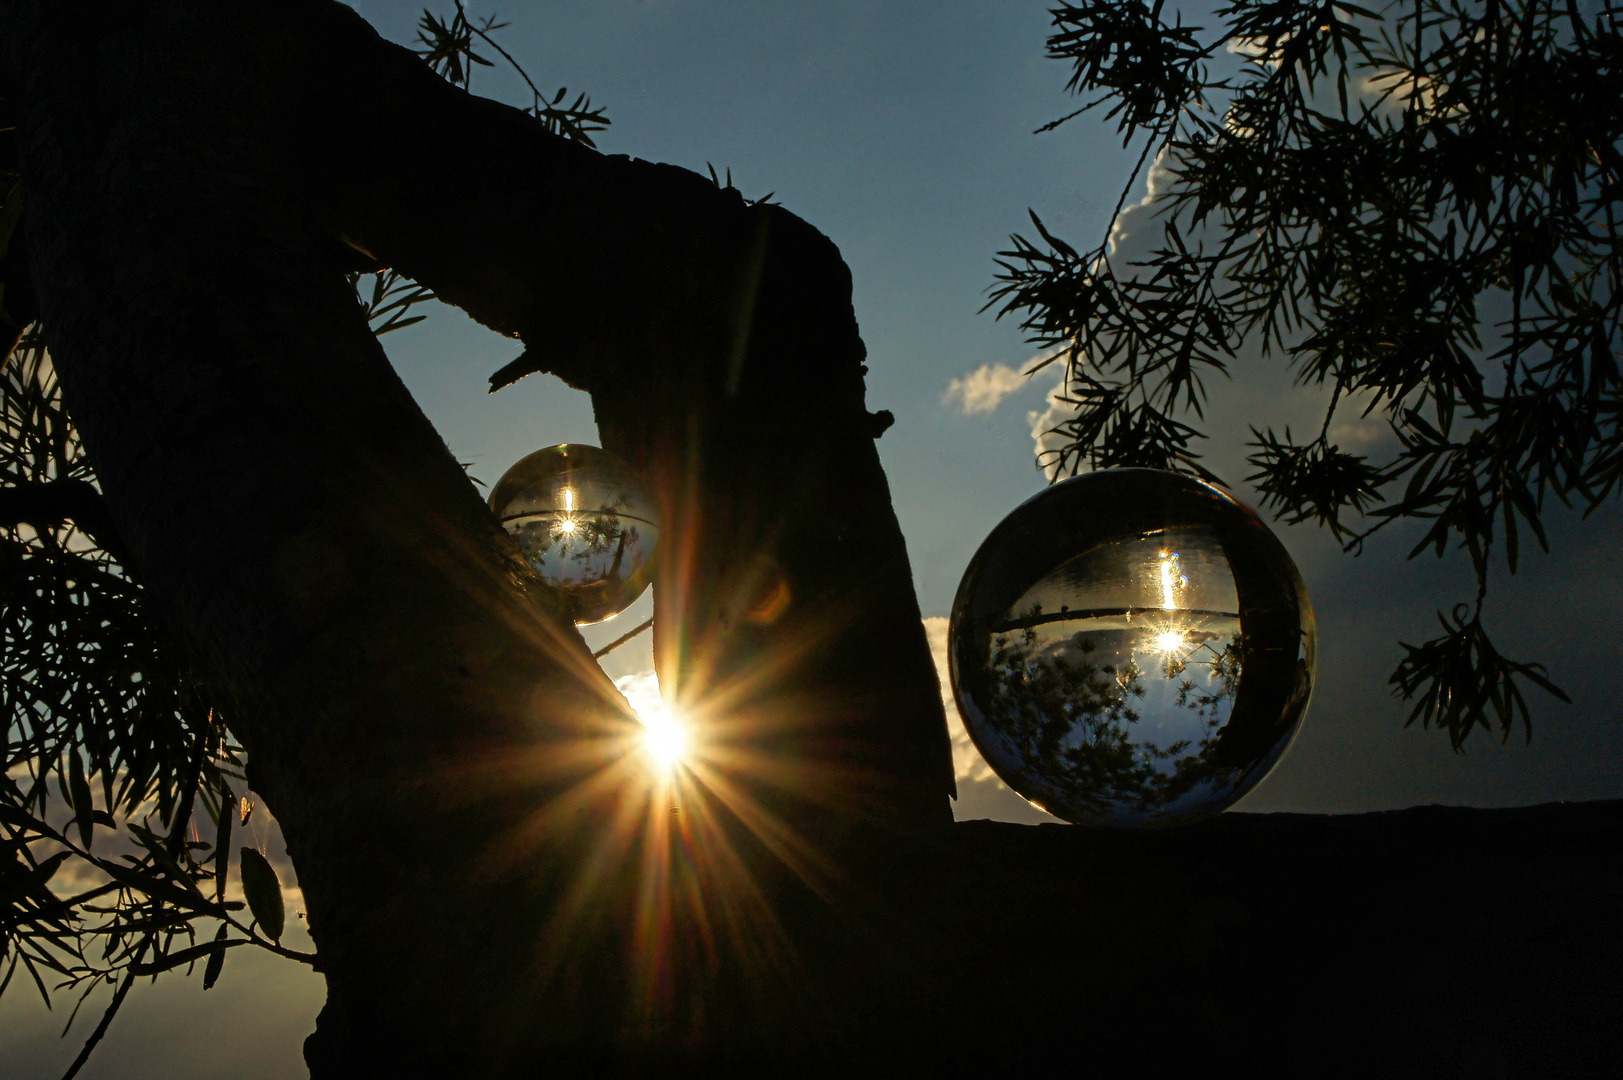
(941, 361, 1027, 416)
(921, 615, 995, 785)
(613, 669, 662, 719)
(1026, 364, 1076, 482)
(1016, 150, 1180, 481)
(1107, 145, 1178, 256)
(1326, 389, 1395, 454)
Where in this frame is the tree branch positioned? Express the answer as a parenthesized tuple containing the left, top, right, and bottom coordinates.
(0, 477, 128, 563)
(1, 0, 950, 1071)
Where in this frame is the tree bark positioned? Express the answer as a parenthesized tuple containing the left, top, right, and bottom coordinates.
(1, 0, 951, 1072)
(302, 0, 954, 838)
(6, 4, 1622, 1077)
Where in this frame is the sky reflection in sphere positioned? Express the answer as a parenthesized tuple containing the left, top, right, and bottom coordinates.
(490, 444, 659, 624)
(949, 469, 1315, 827)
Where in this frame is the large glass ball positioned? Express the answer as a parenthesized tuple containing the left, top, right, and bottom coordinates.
(490, 444, 659, 624)
(949, 469, 1314, 827)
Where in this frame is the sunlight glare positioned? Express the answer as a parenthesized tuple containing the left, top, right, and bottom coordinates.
(1158, 551, 1185, 610)
(615, 670, 688, 772)
(554, 487, 579, 537)
(642, 707, 688, 770)
(1154, 629, 1185, 653)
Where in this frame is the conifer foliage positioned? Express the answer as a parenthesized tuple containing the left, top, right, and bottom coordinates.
(994, 0, 1619, 746)
(0, 6, 598, 1072)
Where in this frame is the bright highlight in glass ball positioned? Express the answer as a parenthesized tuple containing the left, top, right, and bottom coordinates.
(1153, 629, 1186, 653)
(948, 469, 1315, 827)
(490, 444, 659, 624)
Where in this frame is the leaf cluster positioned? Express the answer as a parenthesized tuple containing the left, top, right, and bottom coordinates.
(0, 332, 309, 1077)
(349, 267, 436, 337)
(2, 9, 593, 1069)
(994, 0, 1623, 746)
(355, 2, 610, 352)
(416, 0, 609, 146)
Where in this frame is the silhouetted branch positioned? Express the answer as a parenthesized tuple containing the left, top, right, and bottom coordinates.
(0, 477, 128, 564)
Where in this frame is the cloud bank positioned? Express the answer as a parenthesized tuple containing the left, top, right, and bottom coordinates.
(1026, 369, 1075, 481)
(941, 361, 1027, 415)
(921, 615, 995, 785)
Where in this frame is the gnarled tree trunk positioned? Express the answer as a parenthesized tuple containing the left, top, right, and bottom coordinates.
(11, 5, 1623, 1079)
(1, 0, 951, 1072)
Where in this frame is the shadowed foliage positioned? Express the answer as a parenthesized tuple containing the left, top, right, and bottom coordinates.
(2, 2, 1618, 1076)
(993, 0, 1618, 746)
(2, 0, 951, 1072)
(0, 9, 574, 1067)
(0, 330, 305, 1078)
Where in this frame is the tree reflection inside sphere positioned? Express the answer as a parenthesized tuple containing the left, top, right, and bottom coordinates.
(949, 469, 1315, 827)
(489, 444, 659, 624)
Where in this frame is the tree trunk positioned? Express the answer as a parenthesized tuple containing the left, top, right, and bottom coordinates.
(1, 0, 951, 1072)
(10, 4, 1620, 1077)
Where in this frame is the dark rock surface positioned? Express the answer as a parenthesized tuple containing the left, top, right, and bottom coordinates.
(840, 801, 1623, 1078)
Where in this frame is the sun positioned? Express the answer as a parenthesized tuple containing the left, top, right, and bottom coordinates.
(639, 703, 688, 770)
(554, 486, 580, 537)
(615, 671, 689, 771)
(1153, 629, 1186, 654)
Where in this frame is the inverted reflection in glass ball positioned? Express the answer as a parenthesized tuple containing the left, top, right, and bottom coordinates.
(949, 469, 1314, 827)
(489, 444, 659, 624)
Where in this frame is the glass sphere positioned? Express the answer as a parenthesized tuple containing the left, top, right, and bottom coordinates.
(489, 444, 659, 624)
(949, 469, 1314, 827)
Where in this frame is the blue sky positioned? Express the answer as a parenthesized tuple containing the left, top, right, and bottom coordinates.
(8, 2, 1622, 1075)
(341, 0, 1622, 817)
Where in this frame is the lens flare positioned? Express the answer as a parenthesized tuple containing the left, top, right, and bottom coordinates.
(640, 705, 688, 770)
(1158, 551, 1186, 610)
(616, 671, 688, 771)
(1154, 629, 1186, 653)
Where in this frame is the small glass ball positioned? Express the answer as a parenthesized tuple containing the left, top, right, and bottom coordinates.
(489, 444, 659, 624)
(949, 469, 1315, 827)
